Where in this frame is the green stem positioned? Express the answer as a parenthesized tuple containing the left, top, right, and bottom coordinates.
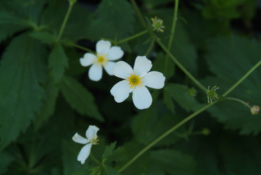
(90, 154, 101, 165)
(225, 97, 251, 108)
(222, 60, 261, 96)
(117, 30, 148, 44)
(70, 42, 94, 54)
(130, 0, 147, 29)
(57, 2, 74, 41)
(118, 102, 216, 173)
(156, 38, 207, 92)
(164, 0, 179, 74)
(145, 38, 155, 56)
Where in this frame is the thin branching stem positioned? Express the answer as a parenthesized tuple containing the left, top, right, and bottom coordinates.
(117, 30, 148, 44)
(164, 0, 179, 74)
(130, 0, 147, 29)
(57, 2, 75, 41)
(222, 60, 261, 96)
(157, 38, 207, 92)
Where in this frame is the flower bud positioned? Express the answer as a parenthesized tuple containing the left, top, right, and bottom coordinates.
(250, 105, 259, 115)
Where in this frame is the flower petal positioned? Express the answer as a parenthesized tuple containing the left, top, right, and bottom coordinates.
(107, 46, 124, 60)
(113, 61, 133, 79)
(88, 64, 103, 81)
(72, 133, 89, 144)
(86, 125, 99, 140)
(104, 62, 115, 76)
(133, 56, 152, 77)
(96, 40, 111, 54)
(79, 53, 96, 67)
(77, 144, 92, 164)
(133, 86, 152, 109)
(110, 80, 131, 103)
(144, 71, 165, 89)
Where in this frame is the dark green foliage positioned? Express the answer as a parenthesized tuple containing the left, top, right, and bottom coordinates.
(0, 35, 48, 149)
(203, 35, 261, 134)
(0, 0, 261, 174)
(60, 76, 103, 121)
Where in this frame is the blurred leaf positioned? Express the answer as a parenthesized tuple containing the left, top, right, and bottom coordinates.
(0, 152, 13, 175)
(202, 35, 261, 134)
(30, 31, 56, 44)
(153, 52, 175, 80)
(103, 166, 119, 175)
(62, 140, 92, 175)
(151, 149, 198, 175)
(34, 77, 59, 130)
(0, 35, 48, 149)
(102, 142, 116, 163)
(60, 76, 103, 121)
(49, 44, 68, 83)
(87, 0, 134, 40)
(0, 10, 30, 42)
(164, 83, 204, 112)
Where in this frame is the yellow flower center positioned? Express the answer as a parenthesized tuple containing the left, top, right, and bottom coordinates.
(95, 55, 108, 66)
(127, 73, 143, 89)
(90, 137, 99, 145)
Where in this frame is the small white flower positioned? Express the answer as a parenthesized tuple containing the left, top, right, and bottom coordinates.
(80, 40, 124, 81)
(110, 56, 165, 109)
(72, 125, 99, 164)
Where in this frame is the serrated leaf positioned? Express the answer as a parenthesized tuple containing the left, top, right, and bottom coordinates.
(102, 142, 116, 162)
(60, 76, 103, 121)
(164, 83, 204, 112)
(0, 34, 48, 149)
(34, 77, 59, 130)
(49, 44, 68, 83)
(202, 35, 261, 134)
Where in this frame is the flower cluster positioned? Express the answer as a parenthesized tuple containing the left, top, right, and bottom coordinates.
(75, 40, 166, 164)
(80, 40, 166, 110)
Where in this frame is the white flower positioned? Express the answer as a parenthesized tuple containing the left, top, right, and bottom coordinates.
(80, 40, 124, 81)
(110, 56, 165, 109)
(72, 125, 99, 164)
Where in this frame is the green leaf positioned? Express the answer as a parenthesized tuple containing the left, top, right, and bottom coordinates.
(34, 77, 59, 130)
(151, 149, 198, 175)
(102, 142, 116, 162)
(0, 34, 48, 149)
(0, 152, 13, 174)
(60, 76, 103, 121)
(164, 83, 204, 112)
(0, 11, 30, 42)
(103, 166, 119, 175)
(89, 0, 135, 39)
(203, 35, 261, 134)
(49, 44, 68, 83)
(30, 31, 56, 44)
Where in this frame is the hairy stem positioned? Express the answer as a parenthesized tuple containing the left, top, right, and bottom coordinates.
(222, 60, 261, 96)
(118, 102, 216, 173)
(117, 30, 148, 44)
(157, 38, 207, 92)
(130, 0, 147, 29)
(57, 2, 74, 41)
(164, 0, 179, 74)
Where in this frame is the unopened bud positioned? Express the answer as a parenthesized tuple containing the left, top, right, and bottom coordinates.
(250, 105, 259, 115)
